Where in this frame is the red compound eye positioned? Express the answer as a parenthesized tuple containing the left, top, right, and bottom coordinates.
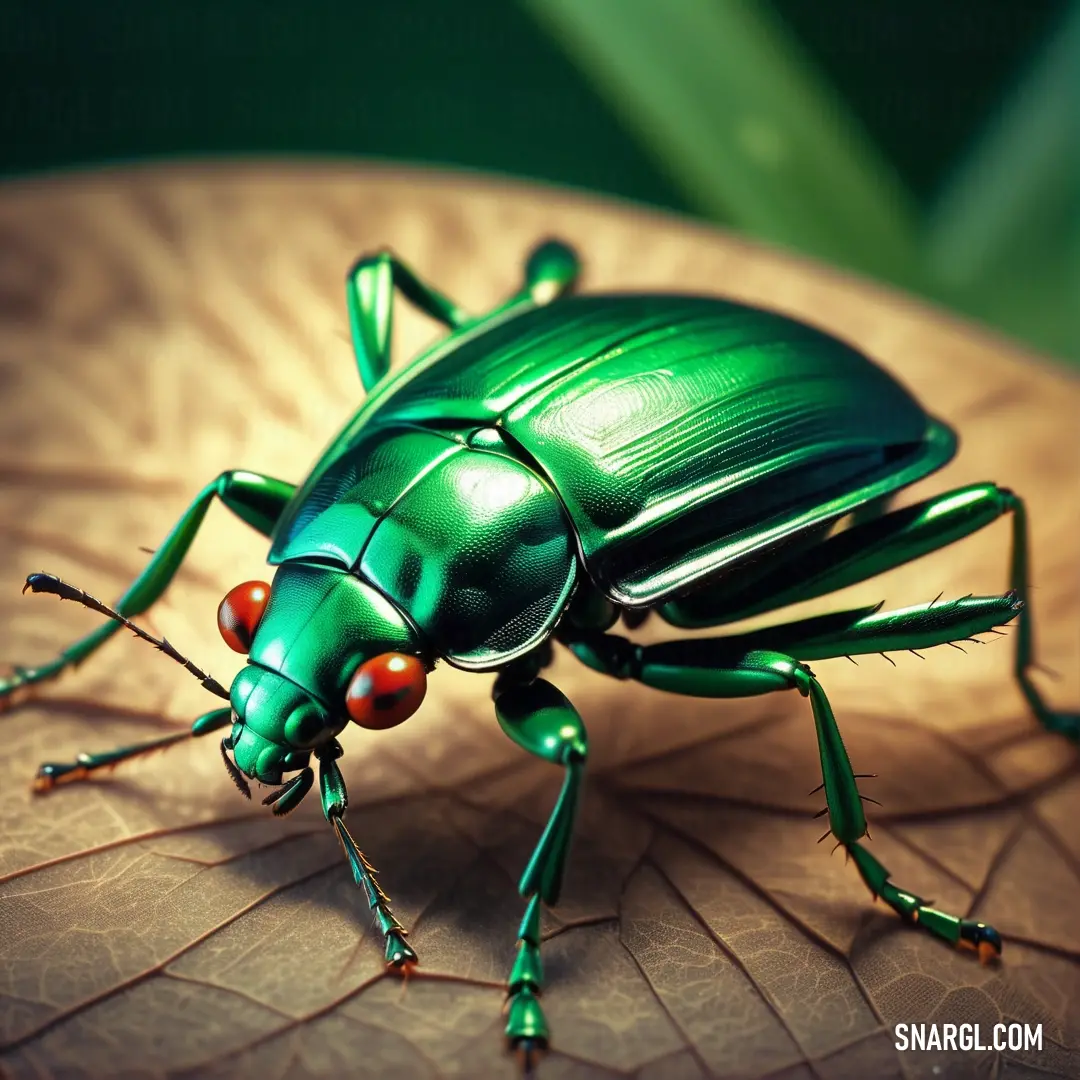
(217, 580, 271, 654)
(345, 653, 427, 730)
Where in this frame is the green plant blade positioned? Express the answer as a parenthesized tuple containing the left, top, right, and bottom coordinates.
(524, 0, 923, 287)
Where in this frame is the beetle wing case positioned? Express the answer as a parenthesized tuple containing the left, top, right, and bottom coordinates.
(346, 294, 955, 608)
(491, 297, 956, 605)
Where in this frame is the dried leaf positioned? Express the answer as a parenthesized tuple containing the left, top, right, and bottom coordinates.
(1, 164, 1078, 1079)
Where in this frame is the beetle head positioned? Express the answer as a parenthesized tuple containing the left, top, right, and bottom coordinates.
(216, 562, 430, 791)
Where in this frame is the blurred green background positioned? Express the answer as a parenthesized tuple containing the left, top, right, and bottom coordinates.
(1, 0, 1076, 364)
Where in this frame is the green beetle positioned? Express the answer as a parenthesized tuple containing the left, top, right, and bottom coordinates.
(3, 239, 1074, 1065)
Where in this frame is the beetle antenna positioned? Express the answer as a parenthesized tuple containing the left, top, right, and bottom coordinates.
(22, 572, 230, 701)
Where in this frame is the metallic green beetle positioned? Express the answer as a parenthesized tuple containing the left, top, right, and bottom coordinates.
(3, 239, 1074, 1065)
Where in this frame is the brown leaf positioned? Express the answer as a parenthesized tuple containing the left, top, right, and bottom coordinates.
(1, 164, 1078, 1079)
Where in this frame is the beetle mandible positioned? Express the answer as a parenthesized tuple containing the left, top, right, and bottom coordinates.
(3, 239, 1075, 1065)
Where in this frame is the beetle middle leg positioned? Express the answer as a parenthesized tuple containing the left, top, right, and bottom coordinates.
(492, 675, 589, 1065)
(561, 613, 1012, 962)
(0, 469, 295, 707)
(316, 739, 417, 969)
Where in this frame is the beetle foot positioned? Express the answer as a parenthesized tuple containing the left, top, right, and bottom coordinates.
(512, 1036, 547, 1076)
(505, 987, 549, 1067)
(957, 919, 1002, 965)
(33, 759, 89, 792)
(384, 929, 418, 968)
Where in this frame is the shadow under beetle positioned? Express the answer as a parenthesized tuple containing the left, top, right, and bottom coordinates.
(3, 239, 1075, 1066)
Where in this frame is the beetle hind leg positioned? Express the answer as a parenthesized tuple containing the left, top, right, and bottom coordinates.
(997, 488, 1080, 740)
(344, 238, 580, 395)
(520, 239, 580, 305)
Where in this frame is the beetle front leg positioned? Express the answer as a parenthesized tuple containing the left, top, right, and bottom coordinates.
(493, 676, 588, 1066)
(565, 631, 1003, 962)
(0, 469, 295, 708)
(32, 706, 233, 792)
(316, 741, 416, 969)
